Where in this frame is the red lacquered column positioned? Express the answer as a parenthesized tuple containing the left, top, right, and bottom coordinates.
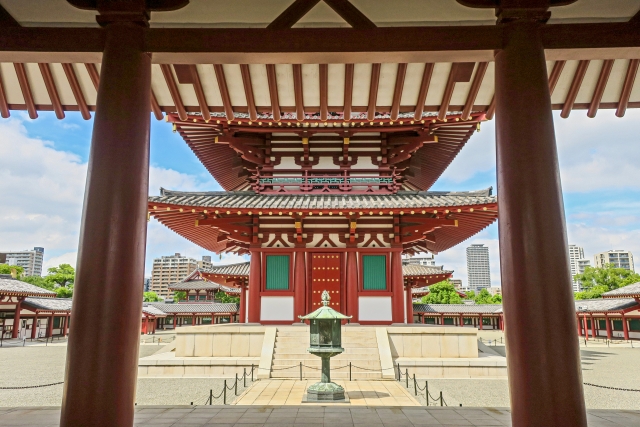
(293, 249, 306, 320)
(405, 284, 414, 324)
(390, 250, 404, 323)
(31, 313, 39, 339)
(345, 249, 358, 321)
(60, 23, 151, 427)
(248, 249, 262, 323)
(495, 20, 587, 427)
(11, 297, 23, 338)
(239, 283, 246, 323)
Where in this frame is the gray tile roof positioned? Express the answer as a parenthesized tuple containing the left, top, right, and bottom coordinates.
(413, 304, 503, 314)
(148, 302, 239, 314)
(602, 282, 640, 298)
(0, 276, 56, 297)
(403, 264, 451, 277)
(168, 279, 240, 293)
(203, 262, 250, 277)
(142, 304, 168, 317)
(574, 298, 639, 313)
(149, 188, 496, 210)
(23, 297, 72, 312)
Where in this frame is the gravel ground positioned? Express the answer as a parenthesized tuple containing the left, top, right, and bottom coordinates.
(1, 340, 638, 409)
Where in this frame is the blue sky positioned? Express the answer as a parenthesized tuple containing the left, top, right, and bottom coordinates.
(1, 108, 639, 285)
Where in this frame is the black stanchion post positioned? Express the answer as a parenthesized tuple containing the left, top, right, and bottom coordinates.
(426, 381, 429, 406)
(251, 364, 254, 381)
(209, 389, 213, 405)
(300, 362, 302, 381)
(244, 368, 247, 388)
(405, 369, 409, 388)
(440, 391, 443, 406)
(413, 375, 417, 395)
(223, 380, 227, 405)
(235, 373, 238, 396)
(349, 362, 352, 381)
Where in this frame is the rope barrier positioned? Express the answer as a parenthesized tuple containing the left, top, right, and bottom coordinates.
(0, 381, 64, 390)
(584, 383, 640, 392)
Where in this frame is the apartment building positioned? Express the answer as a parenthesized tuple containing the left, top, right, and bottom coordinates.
(0, 247, 45, 277)
(466, 244, 491, 291)
(594, 250, 635, 271)
(150, 253, 209, 299)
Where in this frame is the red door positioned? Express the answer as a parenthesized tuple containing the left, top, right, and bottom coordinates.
(310, 253, 342, 312)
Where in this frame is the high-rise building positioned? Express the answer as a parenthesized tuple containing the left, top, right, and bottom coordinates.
(466, 244, 491, 290)
(150, 253, 205, 299)
(594, 250, 635, 271)
(568, 245, 591, 292)
(198, 256, 212, 270)
(402, 254, 436, 267)
(0, 247, 45, 277)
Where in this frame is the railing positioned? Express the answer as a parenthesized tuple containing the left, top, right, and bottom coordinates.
(252, 169, 401, 194)
(190, 365, 257, 406)
(396, 365, 448, 407)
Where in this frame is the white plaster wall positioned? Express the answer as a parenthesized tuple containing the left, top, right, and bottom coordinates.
(359, 297, 392, 321)
(260, 296, 294, 321)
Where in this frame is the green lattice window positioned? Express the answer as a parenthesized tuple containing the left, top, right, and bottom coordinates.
(629, 319, 640, 331)
(598, 319, 607, 329)
(612, 320, 623, 331)
(363, 255, 387, 290)
(53, 317, 61, 328)
(266, 255, 290, 290)
(444, 318, 454, 325)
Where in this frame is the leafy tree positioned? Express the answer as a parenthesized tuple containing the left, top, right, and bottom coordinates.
(464, 290, 476, 300)
(173, 291, 187, 302)
(20, 275, 52, 290)
(215, 291, 240, 304)
(45, 264, 75, 288)
(0, 264, 25, 277)
(491, 293, 502, 303)
(573, 264, 640, 299)
(419, 280, 462, 304)
(143, 291, 161, 302)
(55, 286, 73, 298)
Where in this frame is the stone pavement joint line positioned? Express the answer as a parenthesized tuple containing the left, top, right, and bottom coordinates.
(0, 406, 639, 426)
(234, 379, 421, 406)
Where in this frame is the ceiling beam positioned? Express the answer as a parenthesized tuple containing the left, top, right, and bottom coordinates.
(39, 63, 65, 119)
(548, 60, 565, 95)
(616, 59, 639, 118)
(319, 63, 328, 121)
(322, 0, 376, 29)
(343, 63, 354, 121)
(213, 64, 235, 122)
(367, 63, 380, 120)
(414, 63, 434, 121)
(587, 59, 614, 118)
(62, 63, 91, 120)
(390, 63, 407, 121)
(560, 59, 589, 118)
(14, 63, 37, 119)
(0, 5, 20, 27)
(240, 64, 257, 122)
(266, 64, 281, 121)
(267, 0, 321, 29)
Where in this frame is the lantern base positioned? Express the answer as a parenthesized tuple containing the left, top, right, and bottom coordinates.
(304, 381, 346, 401)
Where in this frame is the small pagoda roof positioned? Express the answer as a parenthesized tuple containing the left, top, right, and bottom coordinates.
(203, 262, 251, 278)
(22, 297, 72, 313)
(403, 264, 452, 277)
(147, 302, 239, 314)
(142, 304, 168, 318)
(602, 282, 640, 299)
(0, 275, 56, 298)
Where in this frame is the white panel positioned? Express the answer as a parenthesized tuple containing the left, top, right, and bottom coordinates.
(196, 64, 223, 107)
(73, 63, 97, 106)
(222, 64, 247, 107)
(352, 63, 372, 107)
(351, 156, 374, 169)
(49, 63, 75, 105)
(377, 63, 398, 107)
(601, 59, 629, 103)
(260, 296, 294, 321)
(275, 64, 295, 107)
(273, 157, 298, 169)
(575, 60, 601, 104)
(249, 64, 270, 107)
(359, 297, 392, 321)
(1, 63, 24, 104)
(24, 63, 49, 105)
(450, 63, 480, 106)
(327, 64, 345, 107)
(475, 62, 495, 106)
(316, 157, 339, 169)
(151, 64, 174, 106)
(425, 63, 452, 106)
(302, 64, 319, 107)
(551, 60, 579, 105)
(400, 63, 426, 107)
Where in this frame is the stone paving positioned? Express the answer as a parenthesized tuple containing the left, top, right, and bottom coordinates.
(234, 380, 420, 406)
(0, 406, 639, 426)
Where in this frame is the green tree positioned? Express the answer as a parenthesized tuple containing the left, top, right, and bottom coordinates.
(474, 288, 494, 304)
(0, 264, 25, 277)
(491, 293, 502, 304)
(464, 290, 476, 300)
(45, 264, 75, 288)
(215, 291, 240, 304)
(143, 291, 161, 302)
(55, 286, 73, 298)
(20, 275, 52, 290)
(419, 280, 462, 304)
(173, 291, 187, 302)
(574, 264, 640, 299)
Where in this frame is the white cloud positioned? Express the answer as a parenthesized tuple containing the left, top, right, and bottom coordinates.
(43, 251, 78, 271)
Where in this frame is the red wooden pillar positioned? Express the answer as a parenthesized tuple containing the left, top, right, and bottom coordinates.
(248, 249, 262, 323)
(605, 315, 612, 339)
(622, 314, 629, 340)
(495, 19, 587, 427)
(293, 249, 306, 320)
(192, 314, 196, 326)
(11, 297, 24, 339)
(582, 315, 589, 341)
(479, 314, 483, 330)
(173, 315, 177, 329)
(46, 314, 54, 338)
(60, 15, 152, 427)
(31, 313, 39, 339)
(405, 284, 414, 324)
(459, 313, 464, 327)
(239, 283, 246, 323)
(440, 314, 444, 325)
(63, 314, 69, 337)
(142, 316, 148, 335)
(590, 314, 596, 338)
(576, 315, 582, 336)
(390, 250, 404, 323)
(346, 248, 358, 322)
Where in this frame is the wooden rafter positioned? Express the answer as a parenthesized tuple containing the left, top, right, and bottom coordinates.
(485, 96, 495, 120)
(616, 59, 639, 118)
(61, 63, 91, 120)
(240, 64, 257, 122)
(0, 68, 9, 118)
(293, 64, 304, 121)
(150, 90, 164, 121)
(267, 0, 321, 29)
(367, 63, 381, 120)
(390, 63, 407, 121)
(587, 59, 614, 118)
(160, 63, 187, 121)
(438, 62, 474, 121)
(414, 63, 434, 121)
(548, 60, 566, 95)
(319, 64, 328, 121)
(84, 63, 99, 90)
(560, 60, 589, 118)
(343, 63, 354, 121)
(213, 64, 235, 122)
(323, 0, 376, 29)
(188, 64, 211, 122)
(14, 63, 38, 119)
(461, 62, 488, 120)
(39, 63, 65, 119)
(266, 64, 281, 121)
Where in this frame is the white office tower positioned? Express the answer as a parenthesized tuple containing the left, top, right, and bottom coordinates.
(568, 244, 588, 292)
(0, 247, 45, 277)
(594, 250, 635, 271)
(466, 244, 491, 291)
(150, 253, 200, 298)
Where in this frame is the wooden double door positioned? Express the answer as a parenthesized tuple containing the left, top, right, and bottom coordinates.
(310, 253, 342, 312)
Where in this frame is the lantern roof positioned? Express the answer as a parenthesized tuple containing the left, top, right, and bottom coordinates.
(299, 290, 351, 320)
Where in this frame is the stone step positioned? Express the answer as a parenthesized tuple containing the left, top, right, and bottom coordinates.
(272, 359, 380, 367)
(271, 371, 383, 379)
(275, 337, 378, 346)
(273, 347, 378, 355)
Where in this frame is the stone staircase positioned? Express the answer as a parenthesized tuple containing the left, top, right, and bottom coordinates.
(270, 326, 383, 379)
